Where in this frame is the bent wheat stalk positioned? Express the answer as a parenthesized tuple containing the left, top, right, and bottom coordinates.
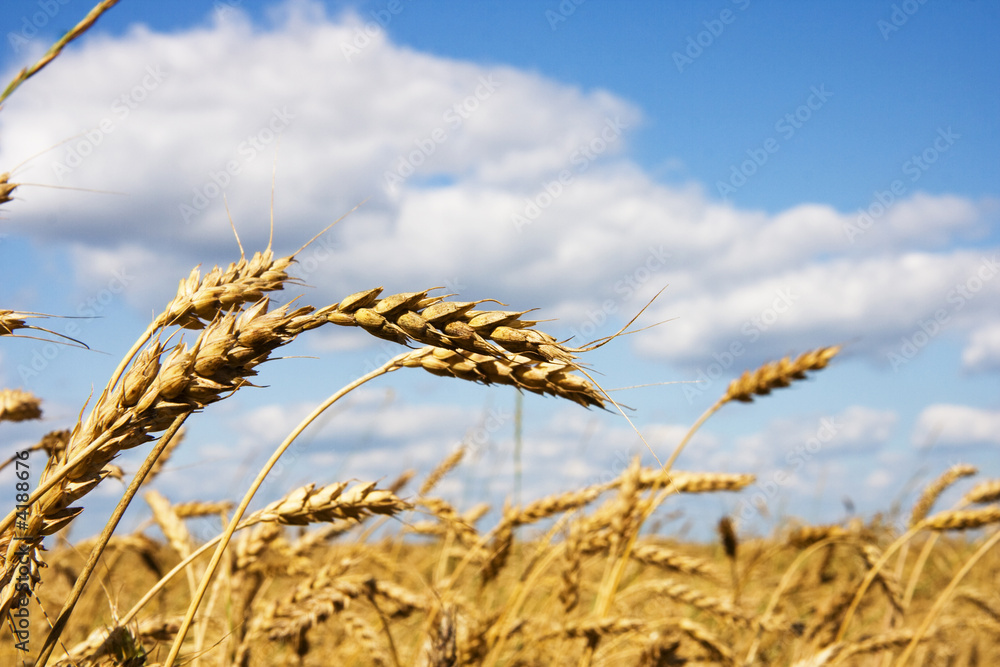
(665, 346, 840, 473)
(162, 348, 441, 667)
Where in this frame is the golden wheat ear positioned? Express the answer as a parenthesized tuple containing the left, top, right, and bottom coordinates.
(0, 388, 42, 423)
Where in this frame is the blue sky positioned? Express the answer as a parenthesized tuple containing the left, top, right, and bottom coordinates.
(1, 0, 998, 541)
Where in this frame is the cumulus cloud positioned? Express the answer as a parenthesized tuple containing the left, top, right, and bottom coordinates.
(0, 0, 996, 376)
(962, 321, 1000, 372)
(729, 405, 897, 471)
(912, 404, 1000, 447)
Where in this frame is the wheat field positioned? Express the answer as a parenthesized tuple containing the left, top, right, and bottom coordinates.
(2, 3, 1000, 666)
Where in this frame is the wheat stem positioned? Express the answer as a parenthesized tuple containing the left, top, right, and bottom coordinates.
(894, 526, 1000, 665)
(0, 0, 122, 106)
(162, 352, 413, 667)
(835, 525, 922, 642)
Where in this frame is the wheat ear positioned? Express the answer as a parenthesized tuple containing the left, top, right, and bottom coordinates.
(666, 345, 840, 473)
(0, 388, 42, 422)
(325, 287, 579, 362)
(908, 463, 978, 527)
(162, 348, 436, 667)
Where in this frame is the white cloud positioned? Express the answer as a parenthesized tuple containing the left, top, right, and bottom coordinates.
(912, 404, 1000, 447)
(730, 406, 896, 469)
(962, 321, 1000, 372)
(865, 468, 894, 491)
(1, 1, 996, 376)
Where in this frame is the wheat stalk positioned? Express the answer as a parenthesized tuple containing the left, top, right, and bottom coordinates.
(666, 346, 841, 473)
(0, 0, 122, 105)
(908, 463, 978, 528)
(858, 543, 903, 613)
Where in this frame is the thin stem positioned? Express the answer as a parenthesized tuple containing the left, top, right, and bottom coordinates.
(36, 415, 187, 667)
(120, 527, 247, 629)
(894, 527, 1000, 666)
(663, 397, 725, 474)
(835, 524, 923, 643)
(743, 538, 848, 664)
(162, 354, 411, 667)
(0, 0, 122, 106)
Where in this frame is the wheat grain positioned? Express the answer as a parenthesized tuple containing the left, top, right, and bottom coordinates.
(664, 617, 734, 664)
(962, 479, 1000, 506)
(395, 345, 605, 408)
(909, 463, 978, 528)
(325, 287, 578, 363)
(53, 616, 179, 667)
(416, 604, 458, 667)
(805, 589, 855, 645)
(416, 497, 480, 546)
(787, 524, 851, 548)
(420, 447, 466, 496)
(0, 388, 42, 422)
(172, 500, 233, 519)
(647, 580, 762, 629)
(636, 470, 756, 494)
(253, 481, 411, 526)
(343, 612, 390, 667)
(559, 523, 586, 613)
(921, 506, 1000, 531)
(724, 346, 841, 403)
